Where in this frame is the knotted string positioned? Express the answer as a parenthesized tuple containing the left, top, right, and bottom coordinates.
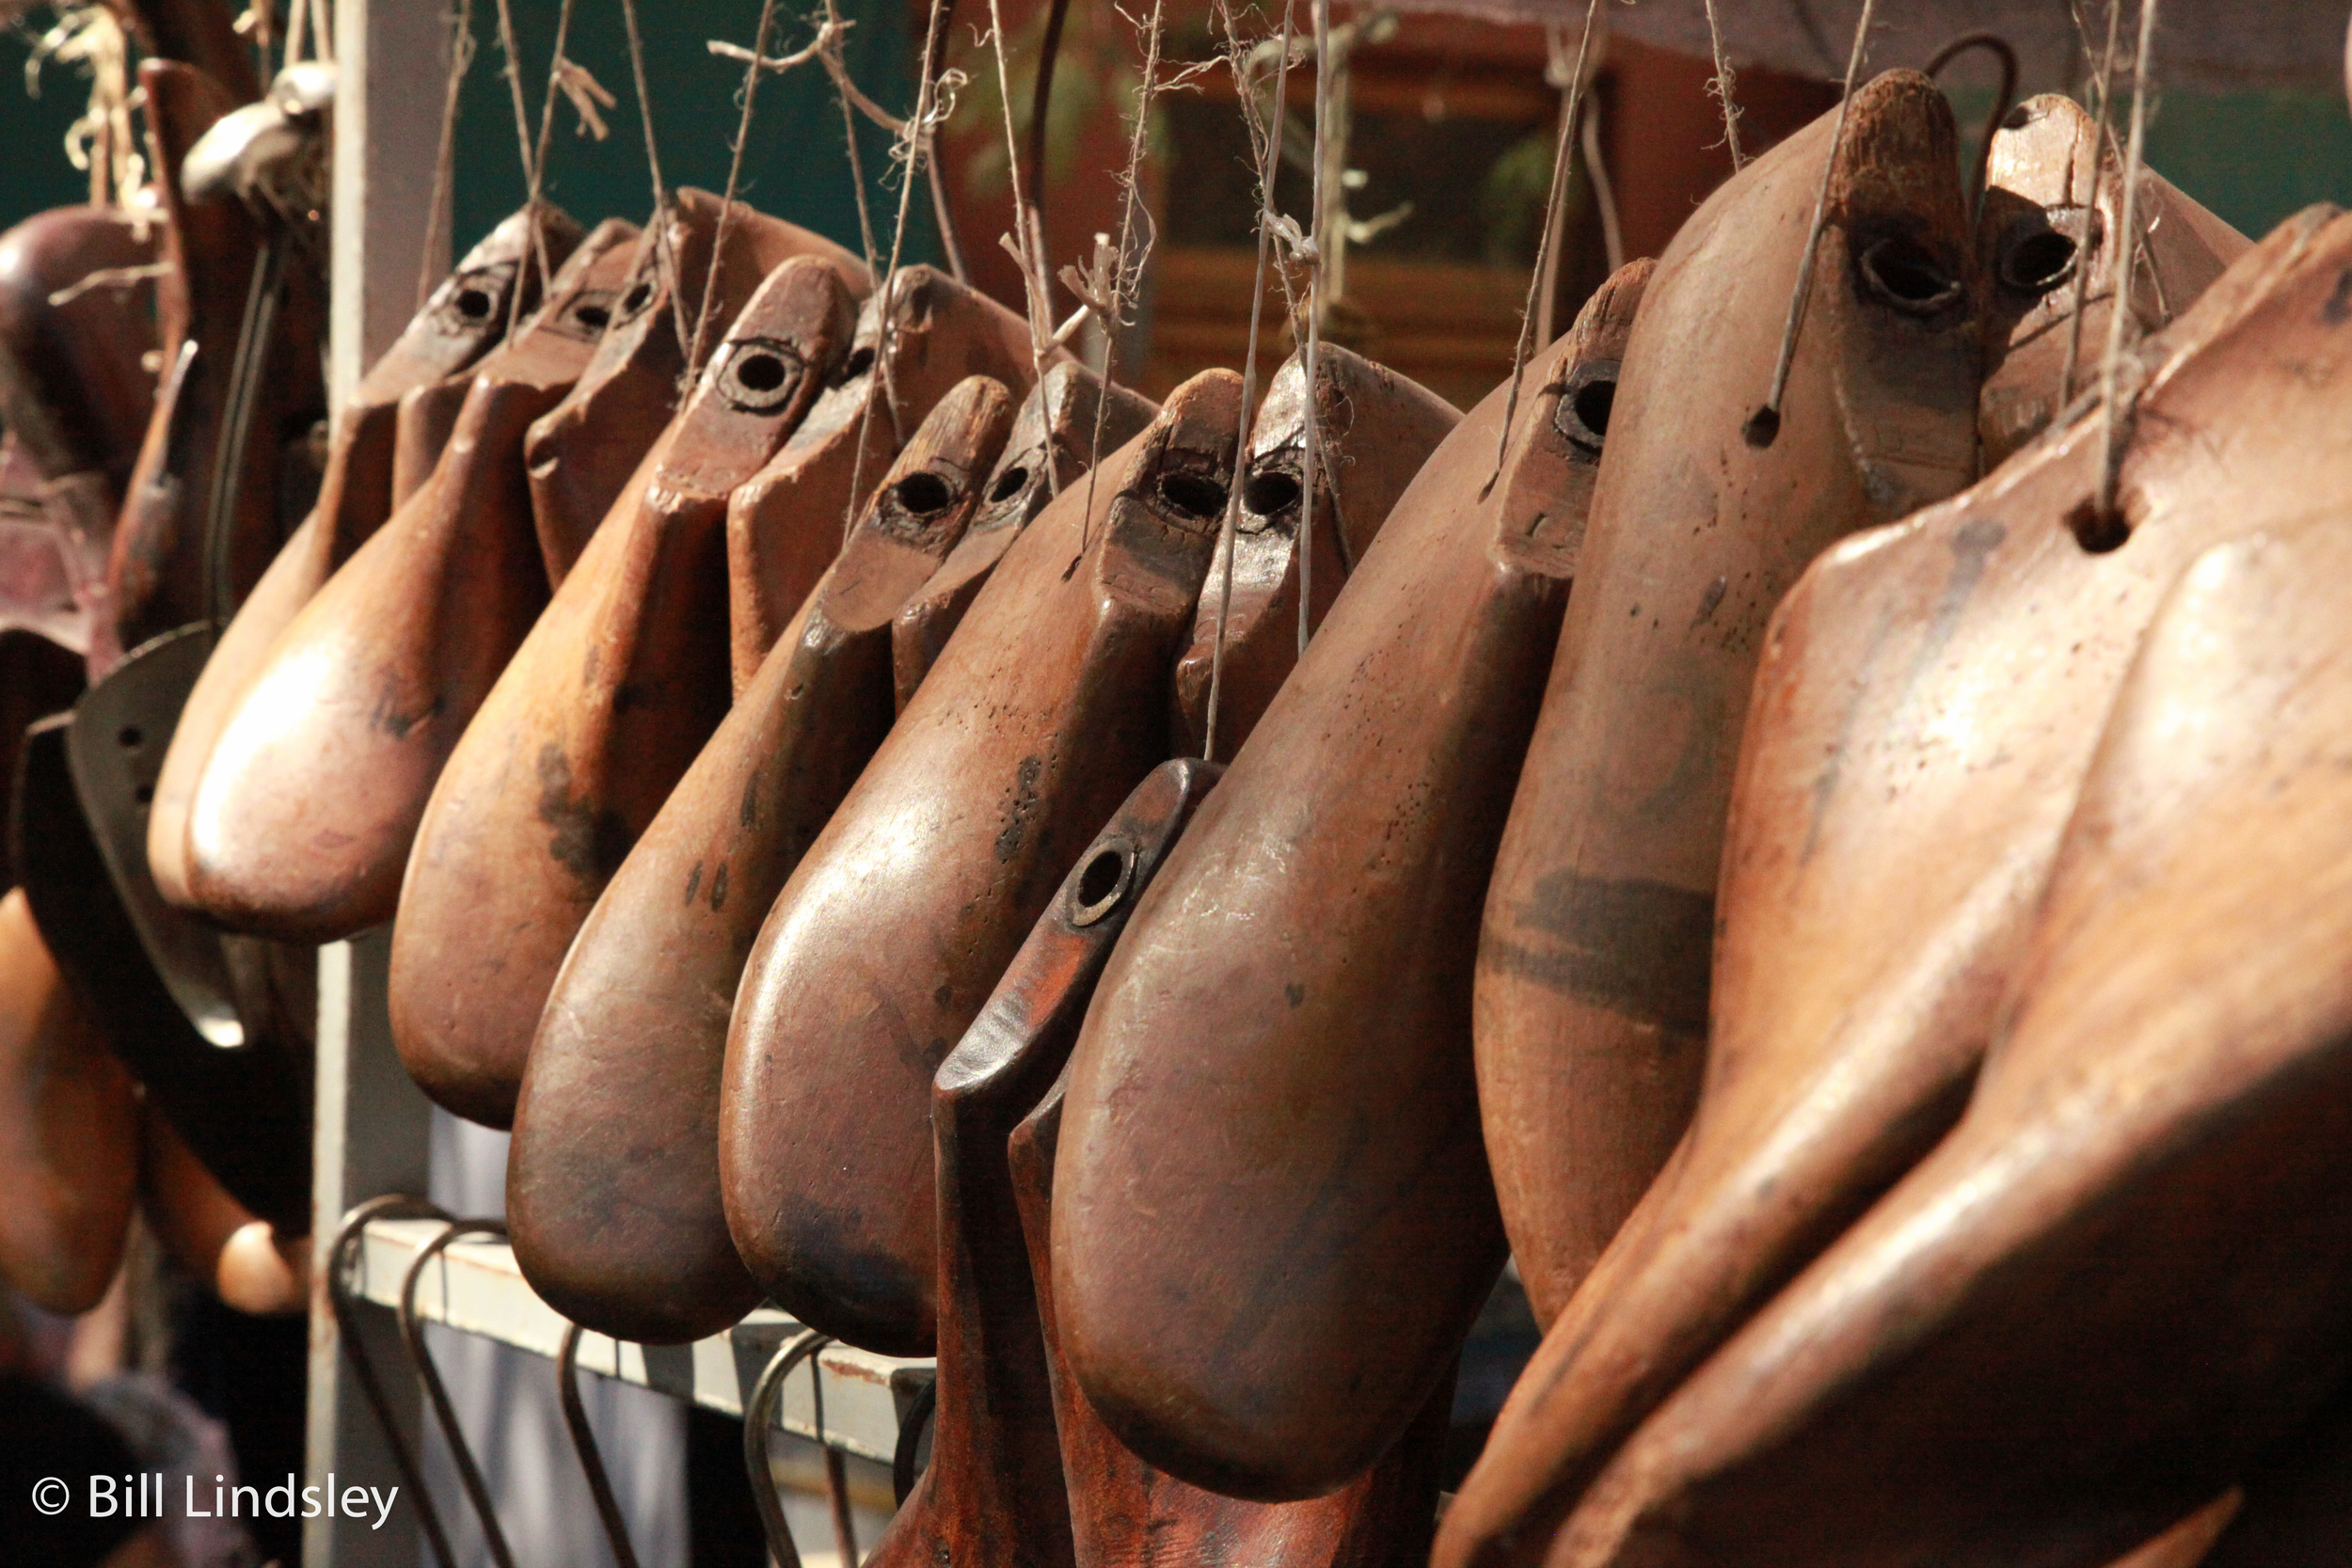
(921, 0, 969, 282)
(1703, 0, 1744, 169)
(707, 8, 884, 287)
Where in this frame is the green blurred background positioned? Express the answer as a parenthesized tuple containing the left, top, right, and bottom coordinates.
(0, 0, 937, 265)
(1, 5, 2346, 296)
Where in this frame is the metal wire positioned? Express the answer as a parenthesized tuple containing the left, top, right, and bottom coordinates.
(203, 233, 286, 626)
(892, 1375, 938, 1505)
(1487, 0, 1603, 491)
(397, 1218, 517, 1568)
(1742, 0, 1878, 450)
(1201, 0, 1298, 766)
(1925, 30, 2021, 220)
(326, 1196, 460, 1568)
(556, 1323, 642, 1568)
(743, 1328, 834, 1568)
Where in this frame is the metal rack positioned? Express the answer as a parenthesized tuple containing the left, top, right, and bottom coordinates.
(351, 1218, 928, 1465)
(301, 11, 931, 1562)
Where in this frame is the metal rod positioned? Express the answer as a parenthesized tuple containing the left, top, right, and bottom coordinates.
(557, 1323, 642, 1568)
(398, 1219, 517, 1568)
(743, 1328, 833, 1568)
(326, 1196, 460, 1568)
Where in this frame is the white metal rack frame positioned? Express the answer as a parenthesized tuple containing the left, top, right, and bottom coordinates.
(303, 11, 932, 1563)
(351, 1219, 930, 1466)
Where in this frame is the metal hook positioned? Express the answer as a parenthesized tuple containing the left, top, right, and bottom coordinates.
(398, 1218, 517, 1568)
(326, 1195, 461, 1568)
(1925, 30, 2021, 221)
(556, 1323, 642, 1568)
(744, 1327, 834, 1568)
(201, 230, 289, 626)
(892, 1375, 938, 1506)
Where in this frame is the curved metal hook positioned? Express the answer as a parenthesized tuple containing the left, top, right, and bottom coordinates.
(556, 1323, 642, 1568)
(1027, 0, 1074, 236)
(398, 1218, 517, 1568)
(200, 232, 288, 628)
(325, 1195, 461, 1568)
(1925, 29, 2022, 221)
(744, 1327, 834, 1568)
(892, 1374, 938, 1506)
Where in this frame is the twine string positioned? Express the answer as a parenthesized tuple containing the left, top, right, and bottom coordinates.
(417, 0, 475, 309)
(1297, 0, 1335, 650)
(838, 0, 960, 540)
(2091, 0, 2159, 533)
(1486, 0, 1602, 491)
(1703, 0, 1744, 168)
(986, 0, 1061, 454)
(2059, 0, 2124, 406)
(1073, 0, 1176, 563)
(922, 0, 968, 281)
(521, 0, 584, 306)
(691, 0, 785, 376)
(1201, 0, 1298, 765)
(620, 0, 697, 369)
(490, 0, 541, 339)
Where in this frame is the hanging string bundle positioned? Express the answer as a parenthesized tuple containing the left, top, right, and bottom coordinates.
(521, 0, 597, 303)
(707, 0, 963, 530)
(834, 0, 964, 529)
